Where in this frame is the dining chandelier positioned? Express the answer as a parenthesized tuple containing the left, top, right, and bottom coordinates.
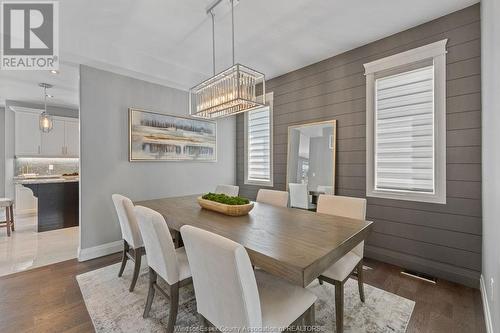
(39, 83, 54, 133)
(189, 0, 265, 119)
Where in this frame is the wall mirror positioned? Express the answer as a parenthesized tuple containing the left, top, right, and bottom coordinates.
(286, 120, 336, 209)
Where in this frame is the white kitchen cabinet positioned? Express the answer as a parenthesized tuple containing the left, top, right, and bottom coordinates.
(64, 119, 79, 156)
(41, 119, 66, 156)
(15, 111, 79, 157)
(15, 112, 42, 156)
(15, 184, 37, 216)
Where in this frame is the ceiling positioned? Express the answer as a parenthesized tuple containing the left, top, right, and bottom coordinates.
(0, 0, 478, 109)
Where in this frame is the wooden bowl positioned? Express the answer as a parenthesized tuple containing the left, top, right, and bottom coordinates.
(197, 197, 254, 216)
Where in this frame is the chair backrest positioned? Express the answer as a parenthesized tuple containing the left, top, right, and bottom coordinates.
(111, 194, 143, 248)
(256, 189, 288, 207)
(288, 183, 309, 209)
(134, 206, 180, 285)
(215, 184, 239, 197)
(181, 225, 262, 330)
(317, 185, 334, 195)
(317, 195, 367, 257)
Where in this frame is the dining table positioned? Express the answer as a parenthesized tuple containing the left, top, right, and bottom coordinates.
(135, 194, 373, 288)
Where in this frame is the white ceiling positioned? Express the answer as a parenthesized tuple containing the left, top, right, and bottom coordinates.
(0, 0, 478, 109)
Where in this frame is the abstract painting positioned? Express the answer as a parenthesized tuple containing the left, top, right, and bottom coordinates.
(129, 108, 216, 161)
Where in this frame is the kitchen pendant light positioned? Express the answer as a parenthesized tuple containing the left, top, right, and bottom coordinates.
(39, 83, 54, 133)
(189, 0, 265, 119)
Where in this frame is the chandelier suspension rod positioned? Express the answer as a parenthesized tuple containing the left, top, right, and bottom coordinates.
(231, 0, 235, 65)
(44, 85, 47, 112)
(210, 10, 216, 75)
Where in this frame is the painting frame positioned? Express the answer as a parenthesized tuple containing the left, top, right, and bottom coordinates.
(128, 107, 217, 162)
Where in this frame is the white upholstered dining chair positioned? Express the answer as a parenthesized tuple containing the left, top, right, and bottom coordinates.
(316, 194, 367, 333)
(288, 183, 315, 210)
(180, 225, 317, 332)
(256, 189, 288, 207)
(111, 194, 145, 292)
(215, 184, 239, 196)
(134, 206, 192, 333)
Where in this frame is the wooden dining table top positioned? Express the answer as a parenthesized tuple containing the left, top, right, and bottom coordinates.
(135, 194, 373, 287)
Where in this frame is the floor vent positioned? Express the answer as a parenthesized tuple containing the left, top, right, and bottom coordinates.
(400, 269, 437, 284)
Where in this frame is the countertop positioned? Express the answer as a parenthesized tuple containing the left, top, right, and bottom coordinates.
(14, 176, 79, 185)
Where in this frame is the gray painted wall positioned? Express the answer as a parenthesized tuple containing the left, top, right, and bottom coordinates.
(3, 106, 15, 199)
(237, 4, 481, 287)
(0, 107, 4, 198)
(481, 0, 499, 330)
(79, 65, 236, 250)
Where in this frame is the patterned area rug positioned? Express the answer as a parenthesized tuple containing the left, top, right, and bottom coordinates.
(76, 262, 414, 332)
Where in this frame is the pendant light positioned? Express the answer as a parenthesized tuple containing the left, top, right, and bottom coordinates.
(189, 0, 266, 119)
(39, 83, 53, 133)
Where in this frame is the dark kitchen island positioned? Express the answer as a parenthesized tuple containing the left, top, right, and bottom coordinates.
(16, 178, 79, 232)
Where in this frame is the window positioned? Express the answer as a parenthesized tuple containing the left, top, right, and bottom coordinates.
(244, 93, 273, 186)
(364, 40, 447, 204)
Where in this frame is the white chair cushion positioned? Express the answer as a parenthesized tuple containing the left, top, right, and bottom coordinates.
(256, 189, 288, 207)
(175, 247, 192, 282)
(320, 250, 362, 282)
(215, 185, 239, 197)
(112, 194, 143, 249)
(256, 270, 317, 330)
(0, 198, 13, 207)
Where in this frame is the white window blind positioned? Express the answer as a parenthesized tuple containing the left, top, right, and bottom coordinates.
(245, 106, 272, 185)
(375, 65, 435, 193)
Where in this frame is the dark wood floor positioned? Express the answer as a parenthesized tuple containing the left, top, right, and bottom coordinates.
(0, 255, 485, 333)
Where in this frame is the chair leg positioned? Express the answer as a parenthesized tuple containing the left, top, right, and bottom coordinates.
(130, 247, 142, 292)
(166, 282, 180, 333)
(304, 303, 315, 326)
(334, 280, 344, 333)
(5, 207, 11, 237)
(357, 260, 365, 303)
(118, 240, 129, 278)
(198, 314, 209, 328)
(143, 268, 157, 318)
(9, 205, 14, 232)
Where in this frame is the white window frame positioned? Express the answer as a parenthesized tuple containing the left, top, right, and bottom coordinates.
(244, 92, 274, 187)
(364, 39, 447, 204)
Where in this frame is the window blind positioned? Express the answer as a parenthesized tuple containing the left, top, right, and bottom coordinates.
(375, 65, 434, 193)
(247, 106, 271, 183)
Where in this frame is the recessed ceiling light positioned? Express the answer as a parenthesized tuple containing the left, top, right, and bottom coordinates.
(50, 70, 59, 74)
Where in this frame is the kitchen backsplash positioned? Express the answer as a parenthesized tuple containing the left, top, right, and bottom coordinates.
(15, 157, 79, 176)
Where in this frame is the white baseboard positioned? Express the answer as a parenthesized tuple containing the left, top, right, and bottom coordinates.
(78, 240, 123, 262)
(480, 275, 494, 333)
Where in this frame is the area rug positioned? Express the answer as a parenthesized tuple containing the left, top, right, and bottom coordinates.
(76, 262, 414, 332)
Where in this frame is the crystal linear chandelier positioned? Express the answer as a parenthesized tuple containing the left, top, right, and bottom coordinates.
(189, 0, 266, 119)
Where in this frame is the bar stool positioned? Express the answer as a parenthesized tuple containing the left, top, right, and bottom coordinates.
(0, 198, 15, 237)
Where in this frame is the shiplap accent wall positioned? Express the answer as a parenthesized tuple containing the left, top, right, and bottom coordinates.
(236, 4, 481, 287)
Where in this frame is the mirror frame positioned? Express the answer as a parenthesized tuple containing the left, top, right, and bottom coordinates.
(285, 119, 337, 193)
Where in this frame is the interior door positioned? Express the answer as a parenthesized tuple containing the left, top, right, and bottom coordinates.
(64, 120, 79, 156)
(41, 119, 65, 156)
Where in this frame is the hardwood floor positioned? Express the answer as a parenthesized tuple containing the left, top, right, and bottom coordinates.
(0, 255, 485, 333)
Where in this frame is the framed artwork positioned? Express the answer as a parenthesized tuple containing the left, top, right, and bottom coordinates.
(128, 108, 217, 161)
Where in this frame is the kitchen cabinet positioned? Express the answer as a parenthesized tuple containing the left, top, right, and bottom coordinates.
(64, 119, 79, 156)
(15, 111, 79, 157)
(41, 119, 65, 156)
(15, 112, 42, 155)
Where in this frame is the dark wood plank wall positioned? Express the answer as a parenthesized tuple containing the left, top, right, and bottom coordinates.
(236, 4, 481, 287)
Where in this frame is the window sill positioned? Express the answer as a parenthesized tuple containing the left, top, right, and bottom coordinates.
(244, 180, 274, 187)
(366, 189, 446, 205)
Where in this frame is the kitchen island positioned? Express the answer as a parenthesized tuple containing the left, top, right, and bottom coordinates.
(14, 177, 79, 232)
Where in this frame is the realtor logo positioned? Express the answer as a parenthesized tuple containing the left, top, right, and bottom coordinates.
(1, 1, 59, 70)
